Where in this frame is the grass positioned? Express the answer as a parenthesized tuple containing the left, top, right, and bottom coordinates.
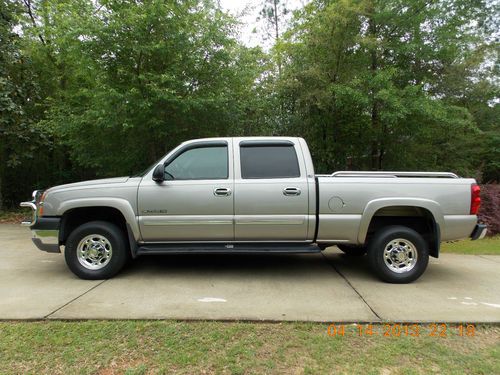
(441, 236, 500, 255)
(0, 321, 498, 374)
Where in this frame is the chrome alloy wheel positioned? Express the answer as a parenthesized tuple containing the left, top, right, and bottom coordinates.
(76, 234, 113, 270)
(383, 238, 418, 273)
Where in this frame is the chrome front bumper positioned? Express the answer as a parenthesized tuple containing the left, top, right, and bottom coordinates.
(20, 190, 43, 226)
(20, 191, 61, 253)
(31, 228, 60, 253)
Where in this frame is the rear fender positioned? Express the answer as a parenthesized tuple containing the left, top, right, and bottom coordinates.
(358, 198, 444, 246)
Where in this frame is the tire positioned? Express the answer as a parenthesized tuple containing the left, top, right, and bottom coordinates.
(337, 244, 367, 256)
(367, 226, 429, 284)
(64, 221, 130, 280)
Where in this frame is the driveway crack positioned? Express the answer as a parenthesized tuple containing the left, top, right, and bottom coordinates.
(44, 280, 107, 319)
(321, 253, 382, 321)
(476, 255, 500, 263)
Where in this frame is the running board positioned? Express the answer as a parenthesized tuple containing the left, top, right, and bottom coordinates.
(136, 243, 321, 256)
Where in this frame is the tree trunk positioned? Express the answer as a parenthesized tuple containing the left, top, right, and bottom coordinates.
(368, 8, 381, 170)
(273, 0, 282, 78)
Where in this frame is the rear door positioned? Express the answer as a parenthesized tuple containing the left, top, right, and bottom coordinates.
(233, 139, 310, 241)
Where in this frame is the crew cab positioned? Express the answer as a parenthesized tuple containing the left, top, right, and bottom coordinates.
(21, 137, 487, 283)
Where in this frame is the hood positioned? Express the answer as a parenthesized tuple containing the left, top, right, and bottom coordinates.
(46, 177, 130, 193)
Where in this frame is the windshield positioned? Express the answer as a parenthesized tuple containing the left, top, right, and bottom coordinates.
(133, 160, 161, 178)
(132, 148, 173, 177)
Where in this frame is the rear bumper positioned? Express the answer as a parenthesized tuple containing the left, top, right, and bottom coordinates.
(470, 224, 487, 241)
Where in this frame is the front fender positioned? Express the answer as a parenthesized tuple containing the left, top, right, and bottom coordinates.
(57, 198, 140, 240)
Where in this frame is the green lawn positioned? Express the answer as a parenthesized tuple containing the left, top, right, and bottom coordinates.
(0, 321, 498, 374)
(441, 236, 500, 255)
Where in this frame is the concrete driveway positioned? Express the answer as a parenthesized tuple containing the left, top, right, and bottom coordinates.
(1, 224, 499, 322)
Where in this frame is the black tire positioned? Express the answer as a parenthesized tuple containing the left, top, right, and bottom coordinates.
(64, 221, 130, 280)
(337, 244, 367, 256)
(367, 226, 429, 284)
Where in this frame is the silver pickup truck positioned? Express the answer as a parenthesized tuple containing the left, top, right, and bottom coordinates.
(21, 137, 486, 283)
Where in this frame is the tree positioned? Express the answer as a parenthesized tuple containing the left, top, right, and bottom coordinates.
(21, 0, 268, 176)
(258, 0, 289, 42)
(0, 0, 497, 208)
(257, 0, 289, 77)
(0, 0, 47, 209)
(277, 0, 498, 176)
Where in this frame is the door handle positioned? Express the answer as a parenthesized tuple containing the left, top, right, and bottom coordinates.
(283, 187, 301, 196)
(214, 187, 232, 197)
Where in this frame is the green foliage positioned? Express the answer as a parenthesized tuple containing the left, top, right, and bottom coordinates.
(0, 0, 498, 206)
(258, 0, 289, 42)
(277, 0, 499, 174)
(0, 0, 55, 208)
(29, 0, 266, 175)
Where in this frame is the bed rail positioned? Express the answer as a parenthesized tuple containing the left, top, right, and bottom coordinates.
(321, 171, 459, 178)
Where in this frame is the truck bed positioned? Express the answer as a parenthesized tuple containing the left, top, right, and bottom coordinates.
(316, 172, 477, 244)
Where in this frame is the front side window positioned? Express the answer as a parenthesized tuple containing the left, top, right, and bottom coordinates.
(165, 146, 228, 180)
(240, 145, 300, 179)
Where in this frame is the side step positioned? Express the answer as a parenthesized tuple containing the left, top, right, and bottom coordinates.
(136, 243, 321, 256)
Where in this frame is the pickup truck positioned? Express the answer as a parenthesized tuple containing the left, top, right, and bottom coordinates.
(21, 137, 487, 283)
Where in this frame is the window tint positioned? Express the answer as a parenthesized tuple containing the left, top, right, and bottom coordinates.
(240, 145, 300, 179)
(165, 146, 228, 180)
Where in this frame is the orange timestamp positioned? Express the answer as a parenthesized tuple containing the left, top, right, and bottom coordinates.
(327, 323, 476, 337)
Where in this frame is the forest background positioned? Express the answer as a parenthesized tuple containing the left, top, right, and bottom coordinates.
(1, 0, 498, 232)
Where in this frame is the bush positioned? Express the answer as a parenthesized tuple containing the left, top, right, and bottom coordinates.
(479, 184, 500, 236)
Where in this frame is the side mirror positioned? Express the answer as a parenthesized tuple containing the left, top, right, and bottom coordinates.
(152, 164, 165, 182)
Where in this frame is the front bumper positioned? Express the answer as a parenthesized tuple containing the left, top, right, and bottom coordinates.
(20, 192, 61, 253)
(470, 224, 487, 241)
(30, 218, 61, 253)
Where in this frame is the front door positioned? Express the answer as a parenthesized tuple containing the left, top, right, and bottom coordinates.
(138, 140, 234, 242)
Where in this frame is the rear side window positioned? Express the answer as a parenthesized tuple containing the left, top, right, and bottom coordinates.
(240, 145, 300, 179)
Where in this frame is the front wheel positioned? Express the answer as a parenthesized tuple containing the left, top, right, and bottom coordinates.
(64, 221, 129, 280)
(367, 226, 429, 283)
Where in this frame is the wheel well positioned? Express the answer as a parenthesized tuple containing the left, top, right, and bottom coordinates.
(59, 207, 128, 245)
(366, 206, 440, 257)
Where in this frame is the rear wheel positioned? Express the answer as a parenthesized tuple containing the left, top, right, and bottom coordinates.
(337, 244, 367, 256)
(64, 221, 129, 280)
(367, 226, 429, 283)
